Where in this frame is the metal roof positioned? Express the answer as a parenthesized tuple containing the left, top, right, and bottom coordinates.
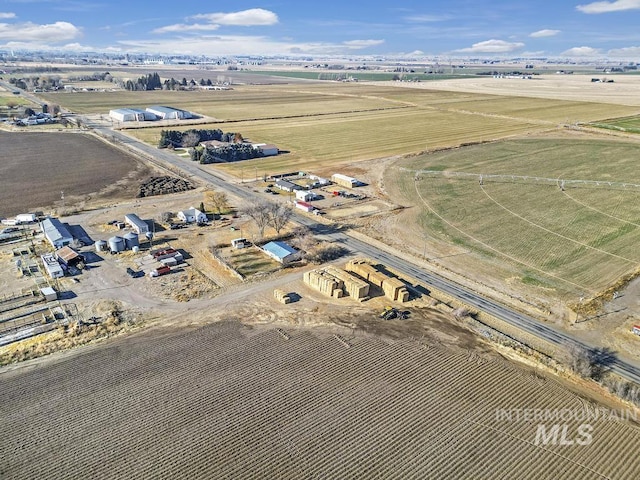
(40, 217, 72, 245)
(263, 241, 297, 260)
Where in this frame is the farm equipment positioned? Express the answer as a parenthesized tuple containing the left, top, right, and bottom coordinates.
(379, 306, 409, 320)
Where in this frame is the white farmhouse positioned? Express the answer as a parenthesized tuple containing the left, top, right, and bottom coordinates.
(177, 207, 207, 224)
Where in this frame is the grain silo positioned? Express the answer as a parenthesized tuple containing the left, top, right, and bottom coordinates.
(123, 232, 139, 250)
(108, 236, 125, 253)
(95, 240, 108, 252)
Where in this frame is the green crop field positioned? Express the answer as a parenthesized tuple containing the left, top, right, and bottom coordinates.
(589, 115, 640, 134)
(388, 137, 640, 296)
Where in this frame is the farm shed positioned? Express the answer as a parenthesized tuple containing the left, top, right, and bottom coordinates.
(41, 253, 63, 279)
(124, 214, 150, 234)
(295, 190, 317, 202)
(177, 207, 207, 224)
(40, 217, 73, 249)
(15, 213, 37, 224)
(331, 173, 361, 188)
(232, 238, 249, 249)
(262, 241, 300, 264)
(252, 143, 279, 156)
(295, 201, 314, 213)
(309, 174, 330, 186)
(109, 108, 157, 122)
(275, 179, 301, 192)
(146, 106, 193, 120)
(55, 246, 84, 267)
(40, 286, 57, 302)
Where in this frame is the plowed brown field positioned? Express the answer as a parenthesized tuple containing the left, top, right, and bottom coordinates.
(0, 131, 144, 217)
(1, 320, 638, 479)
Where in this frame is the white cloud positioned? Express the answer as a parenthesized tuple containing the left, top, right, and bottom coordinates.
(608, 45, 640, 56)
(154, 8, 278, 35)
(529, 29, 560, 38)
(576, 0, 640, 13)
(191, 8, 278, 26)
(0, 21, 81, 42)
(455, 39, 524, 53)
(153, 23, 219, 34)
(404, 14, 451, 22)
(342, 39, 385, 48)
(117, 35, 383, 56)
(561, 46, 601, 56)
(0, 12, 16, 19)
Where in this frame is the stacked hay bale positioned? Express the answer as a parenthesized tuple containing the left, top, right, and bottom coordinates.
(274, 289, 292, 304)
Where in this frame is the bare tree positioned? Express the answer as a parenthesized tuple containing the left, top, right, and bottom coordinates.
(566, 343, 594, 378)
(242, 201, 271, 239)
(181, 131, 200, 148)
(268, 202, 292, 235)
(205, 190, 228, 215)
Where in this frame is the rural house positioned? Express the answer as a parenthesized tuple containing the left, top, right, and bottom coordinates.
(275, 179, 301, 192)
(177, 207, 207, 224)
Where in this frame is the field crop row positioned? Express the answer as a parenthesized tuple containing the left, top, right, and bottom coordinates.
(2, 321, 639, 478)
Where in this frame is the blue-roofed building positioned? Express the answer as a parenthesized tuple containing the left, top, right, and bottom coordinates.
(262, 241, 301, 264)
(40, 217, 73, 249)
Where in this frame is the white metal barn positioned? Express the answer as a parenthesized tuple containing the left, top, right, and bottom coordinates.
(124, 214, 150, 234)
(177, 207, 207, 224)
(145, 106, 193, 120)
(109, 108, 157, 122)
(252, 143, 279, 156)
(40, 217, 73, 249)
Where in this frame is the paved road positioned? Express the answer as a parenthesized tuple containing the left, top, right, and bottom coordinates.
(83, 122, 640, 385)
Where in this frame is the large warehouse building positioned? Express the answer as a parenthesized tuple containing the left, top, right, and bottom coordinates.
(145, 106, 193, 120)
(109, 108, 157, 122)
(40, 217, 73, 249)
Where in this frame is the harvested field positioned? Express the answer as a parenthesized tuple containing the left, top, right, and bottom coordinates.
(385, 134, 640, 297)
(1, 320, 638, 479)
(0, 131, 147, 217)
(113, 83, 639, 177)
(373, 74, 640, 107)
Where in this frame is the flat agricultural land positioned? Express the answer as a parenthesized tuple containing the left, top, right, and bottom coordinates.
(97, 82, 638, 177)
(376, 73, 640, 107)
(589, 115, 640, 134)
(385, 134, 640, 297)
(2, 320, 638, 479)
(0, 131, 146, 217)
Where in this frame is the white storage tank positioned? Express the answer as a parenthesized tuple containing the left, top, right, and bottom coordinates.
(108, 236, 125, 253)
(95, 239, 108, 252)
(123, 232, 139, 250)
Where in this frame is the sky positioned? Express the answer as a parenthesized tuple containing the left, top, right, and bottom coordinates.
(0, 0, 640, 59)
